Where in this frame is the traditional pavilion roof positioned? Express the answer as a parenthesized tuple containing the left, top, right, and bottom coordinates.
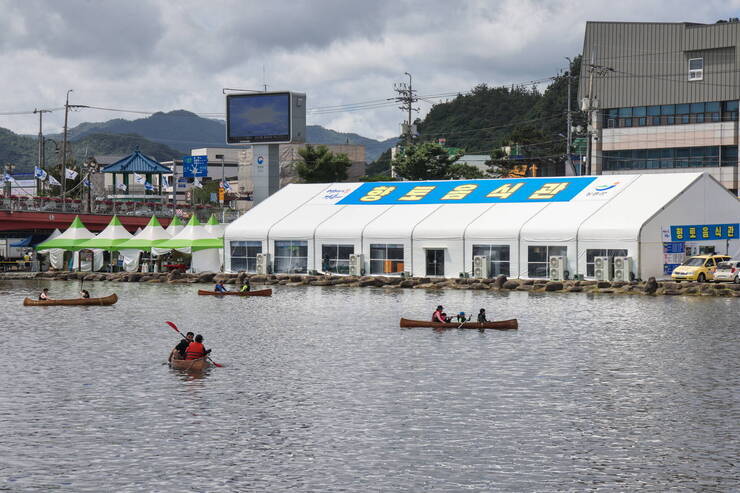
(100, 150, 172, 174)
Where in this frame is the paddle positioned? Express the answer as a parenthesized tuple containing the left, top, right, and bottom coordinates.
(165, 321, 223, 367)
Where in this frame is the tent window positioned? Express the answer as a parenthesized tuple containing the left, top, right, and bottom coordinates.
(472, 244, 510, 276)
(369, 244, 404, 274)
(528, 245, 566, 278)
(585, 249, 629, 278)
(274, 240, 308, 274)
(321, 244, 354, 274)
(229, 241, 261, 273)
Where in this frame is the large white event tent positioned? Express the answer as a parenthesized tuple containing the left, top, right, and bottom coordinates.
(155, 215, 223, 273)
(224, 172, 740, 280)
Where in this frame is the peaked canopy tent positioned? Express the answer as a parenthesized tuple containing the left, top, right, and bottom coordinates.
(35, 228, 63, 270)
(100, 149, 173, 198)
(76, 215, 134, 271)
(166, 216, 185, 237)
(155, 215, 224, 273)
(116, 216, 172, 272)
(34, 216, 104, 271)
(204, 214, 225, 237)
(224, 173, 740, 280)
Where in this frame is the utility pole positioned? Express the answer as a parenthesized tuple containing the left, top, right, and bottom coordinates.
(393, 72, 419, 146)
(61, 90, 72, 211)
(33, 108, 52, 195)
(582, 52, 614, 176)
(565, 58, 575, 176)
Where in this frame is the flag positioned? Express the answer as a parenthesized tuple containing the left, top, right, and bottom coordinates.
(222, 180, 232, 192)
(193, 177, 203, 189)
(117, 183, 127, 191)
(83, 178, 91, 188)
(161, 175, 170, 187)
(47, 175, 61, 186)
(144, 181, 155, 191)
(133, 173, 146, 185)
(34, 167, 48, 181)
(65, 168, 78, 180)
(2, 173, 12, 183)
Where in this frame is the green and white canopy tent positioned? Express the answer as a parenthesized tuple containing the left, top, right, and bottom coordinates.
(154, 215, 224, 272)
(204, 214, 225, 237)
(117, 216, 171, 251)
(34, 216, 104, 271)
(166, 216, 185, 237)
(77, 215, 133, 251)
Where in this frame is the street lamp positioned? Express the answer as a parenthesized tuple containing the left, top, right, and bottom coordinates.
(216, 153, 225, 221)
(4, 163, 15, 199)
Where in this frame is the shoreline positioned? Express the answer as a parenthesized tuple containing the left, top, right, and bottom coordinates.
(2, 271, 739, 297)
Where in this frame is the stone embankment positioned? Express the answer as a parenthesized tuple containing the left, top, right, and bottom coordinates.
(3, 271, 740, 297)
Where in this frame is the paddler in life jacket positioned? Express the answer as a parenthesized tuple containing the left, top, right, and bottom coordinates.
(432, 305, 448, 323)
(185, 334, 212, 360)
(240, 279, 251, 292)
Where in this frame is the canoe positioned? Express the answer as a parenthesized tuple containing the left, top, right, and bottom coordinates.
(399, 317, 518, 330)
(197, 288, 272, 297)
(23, 293, 118, 306)
(169, 356, 211, 371)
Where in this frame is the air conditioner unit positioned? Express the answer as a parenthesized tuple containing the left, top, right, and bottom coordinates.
(549, 256, 565, 280)
(594, 256, 611, 281)
(613, 256, 632, 282)
(255, 253, 271, 275)
(348, 253, 364, 276)
(472, 255, 489, 279)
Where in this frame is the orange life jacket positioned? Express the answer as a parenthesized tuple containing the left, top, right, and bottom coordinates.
(185, 341, 206, 360)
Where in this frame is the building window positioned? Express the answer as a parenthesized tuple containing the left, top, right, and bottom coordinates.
(274, 240, 308, 274)
(321, 244, 354, 274)
(369, 244, 404, 274)
(603, 146, 737, 171)
(688, 58, 704, 81)
(528, 245, 567, 278)
(472, 244, 510, 276)
(229, 241, 261, 273)
(586, 249, 629, 278)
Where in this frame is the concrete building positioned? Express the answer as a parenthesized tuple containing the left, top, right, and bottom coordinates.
(578, 20, 740, 195)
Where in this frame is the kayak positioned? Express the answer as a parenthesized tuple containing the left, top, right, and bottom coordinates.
(399, 317, 518, 330)
(23, 293, 118, 306)
(197, 288, 272, 297)
(169, 356, 211, 371)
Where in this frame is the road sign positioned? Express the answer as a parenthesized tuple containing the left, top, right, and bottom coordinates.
(218, 187, 225, 202)
(182, 156, 208, 177)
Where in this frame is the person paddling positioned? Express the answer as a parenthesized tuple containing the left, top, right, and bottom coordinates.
(80, 289, 90, 299)
(455, 311, 471, 323)
(214, 281, 228, 293)
(170, 331, 194, 361)
(478, 308, 488, 323)
(39, 288, 50, 301)
(240, 279, 251, 292)
(185, 334, 211, 360)
(432, 305, 448, 323)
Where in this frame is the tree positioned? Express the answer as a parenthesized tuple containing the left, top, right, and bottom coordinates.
(485, 126, 565, 178)
(294, 144, 352, 183)
(391, 142, 464, 180)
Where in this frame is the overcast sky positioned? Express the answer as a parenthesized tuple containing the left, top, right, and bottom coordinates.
(1, 0, 738, 141)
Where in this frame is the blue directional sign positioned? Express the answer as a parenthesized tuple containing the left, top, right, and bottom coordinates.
(182, 155, 208, 177)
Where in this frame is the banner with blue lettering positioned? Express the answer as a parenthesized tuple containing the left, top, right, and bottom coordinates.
(670, 224, 738, 241)
(337, 177, 597, 205)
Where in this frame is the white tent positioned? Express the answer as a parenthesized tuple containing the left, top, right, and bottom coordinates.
(155, 215, 223, 273)
(35, 216, 104, 271)
(37, 228, 63, 270)
(117, 216, 172, 272)
(76, 216, 133, 271)
(225, 173, 740, 280)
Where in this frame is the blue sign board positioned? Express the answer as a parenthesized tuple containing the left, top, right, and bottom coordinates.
(337, 177, 597, 205)
(182, 156, 208, 178)
(670, 223, 738, 242)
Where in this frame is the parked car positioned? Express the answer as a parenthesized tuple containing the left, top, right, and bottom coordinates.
(713, 260, 740, 284)
(671, 254, 731, 282)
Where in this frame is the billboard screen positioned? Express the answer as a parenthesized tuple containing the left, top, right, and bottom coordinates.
(226, 92, 292, 144)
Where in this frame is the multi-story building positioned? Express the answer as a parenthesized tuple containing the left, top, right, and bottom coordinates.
(578, 20, 740, 195)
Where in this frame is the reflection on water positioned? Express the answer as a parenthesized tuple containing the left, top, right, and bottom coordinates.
(1, 280, 738, 491)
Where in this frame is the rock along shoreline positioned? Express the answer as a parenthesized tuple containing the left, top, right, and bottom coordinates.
(2, 271, 739, 298)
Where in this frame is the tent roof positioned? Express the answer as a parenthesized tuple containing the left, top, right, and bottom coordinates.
(100, 150, 172, 174)
(77, 215, 134, 250)
(225, 173, 726, 246)
(116, 216, 171, 251)
(204, 214, 225, 237)
(156, 214, 223, 252)
(35, 216, 95, 251)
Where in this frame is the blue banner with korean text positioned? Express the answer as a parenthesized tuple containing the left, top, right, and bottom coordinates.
(670, 223, 739, 241)
(337, 177, 598, 205)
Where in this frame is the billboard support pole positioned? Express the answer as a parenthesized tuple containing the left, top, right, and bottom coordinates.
(252, 144, 280, 205)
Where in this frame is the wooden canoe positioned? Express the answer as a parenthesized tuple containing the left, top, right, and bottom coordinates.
(197, 288, 272, 297)
(169, 356, 211, 371)
(399, 317, 518, 330)
(23, 293, 118, 306)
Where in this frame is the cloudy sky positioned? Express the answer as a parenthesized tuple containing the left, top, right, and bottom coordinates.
(1, 0, 738, 140)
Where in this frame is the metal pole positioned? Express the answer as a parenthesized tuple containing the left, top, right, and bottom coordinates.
(171, 160, 177, 217)
(61, 90, 72, 211)
(565, 58, 574, 176)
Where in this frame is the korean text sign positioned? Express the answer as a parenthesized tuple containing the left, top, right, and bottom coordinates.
(670, 224, 739, 241)
(337, 177, 597, 205)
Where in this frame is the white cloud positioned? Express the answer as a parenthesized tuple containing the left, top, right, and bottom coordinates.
(1, 0, 739, 140)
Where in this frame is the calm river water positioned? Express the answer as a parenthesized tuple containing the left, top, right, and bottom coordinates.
(1, 280, 738, 492)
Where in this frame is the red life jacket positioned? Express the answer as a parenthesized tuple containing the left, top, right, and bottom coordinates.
(185, 341, 206, 360)
(432, 310, 445, 323)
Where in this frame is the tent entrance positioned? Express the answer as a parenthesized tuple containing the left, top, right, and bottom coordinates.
(425, 249, 445, 277)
